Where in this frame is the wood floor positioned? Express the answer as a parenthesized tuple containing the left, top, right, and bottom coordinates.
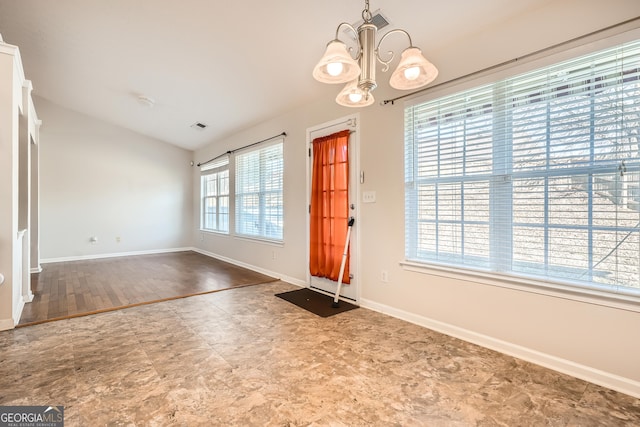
(19, 251, 277, 326)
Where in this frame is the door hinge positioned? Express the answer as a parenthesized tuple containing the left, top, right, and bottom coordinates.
(308, 147, 311, 157)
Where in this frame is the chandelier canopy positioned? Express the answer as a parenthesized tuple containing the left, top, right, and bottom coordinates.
(313, 0, 438, 107)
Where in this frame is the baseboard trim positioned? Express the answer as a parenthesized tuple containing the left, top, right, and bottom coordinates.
(360, 298, 640, 399)
(279, 276, 306, 288)
(0, 318, 14, 332)
(40, 247, 193, 264)
(30, 266, 42, 274)
(192, 247, 306, 288)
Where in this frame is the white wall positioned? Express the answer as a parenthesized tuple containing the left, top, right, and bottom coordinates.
(193, 0, 640, 397)
(192, 96, 346, 284)
(37, 97, 194, 260)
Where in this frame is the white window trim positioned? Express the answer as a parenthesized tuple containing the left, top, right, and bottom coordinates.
(233, 234, 285, 247)
(403, 26, 640, 311)
(406, 25, 640, 109)
(200, 157, 230, 234)
(400, 260, 640, 313)
(200, 228, 230, 237)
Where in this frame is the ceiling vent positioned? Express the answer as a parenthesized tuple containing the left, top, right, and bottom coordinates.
(369, 11, 391, 30)
(190, 122, 208, 131)
(344, 9, 391, 40)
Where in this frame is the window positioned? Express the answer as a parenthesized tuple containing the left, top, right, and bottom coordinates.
(405, 40, 640, 297)
(201, 157, 229, 233)
(235, 140, 284, 240)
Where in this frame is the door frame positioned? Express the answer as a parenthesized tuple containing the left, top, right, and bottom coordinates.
(305, 113, 361, 304)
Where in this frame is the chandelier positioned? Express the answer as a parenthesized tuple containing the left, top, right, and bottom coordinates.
(312, 0, 438, 107)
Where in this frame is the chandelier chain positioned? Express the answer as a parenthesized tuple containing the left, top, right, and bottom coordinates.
(362, 0, 372, 23)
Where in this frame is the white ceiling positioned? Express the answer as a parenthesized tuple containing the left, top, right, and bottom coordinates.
(0, 0, 555, 151)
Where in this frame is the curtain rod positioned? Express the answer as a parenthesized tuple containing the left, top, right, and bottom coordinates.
(382, 16, 640, 106)
(196, 131, 287, 167)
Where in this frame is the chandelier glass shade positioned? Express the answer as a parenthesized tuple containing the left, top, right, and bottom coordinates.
(312, 40, 361, 84)
(313, 0, 438, 107)
(389, 47, 438, 90)
(336, 79, 375, 107)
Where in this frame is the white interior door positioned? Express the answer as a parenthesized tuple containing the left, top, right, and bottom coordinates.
(307, 115, 359, 302)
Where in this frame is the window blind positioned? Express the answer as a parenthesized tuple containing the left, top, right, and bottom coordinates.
(405, 39, 640, 295)
(235, 140, 284, 240)
(200, 156, 229, 173)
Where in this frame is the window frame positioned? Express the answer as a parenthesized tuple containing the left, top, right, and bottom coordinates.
(403, 30, 640, 311)
(200, 158, 230, 234)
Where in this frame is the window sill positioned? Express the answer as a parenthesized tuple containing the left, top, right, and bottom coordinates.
(400, 260, 640, 313)
(199, 229, 284, 246)
(199, 229, 229, 236)
(234, 234, 284, 247)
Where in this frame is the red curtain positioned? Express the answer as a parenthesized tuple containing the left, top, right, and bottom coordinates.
(310, 129, 350, 284)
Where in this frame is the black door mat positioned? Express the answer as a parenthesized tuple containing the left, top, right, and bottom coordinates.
(275, 288, 359, 317)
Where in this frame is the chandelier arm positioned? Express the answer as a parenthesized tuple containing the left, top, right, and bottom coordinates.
(334, 22, 362, 61)
(375, 29, 413, 72)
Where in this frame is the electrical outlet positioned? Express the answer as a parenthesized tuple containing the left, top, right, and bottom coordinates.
(116, 236, 121, 243)
(200, 234, 204, 241)
(272, 251, 277, 260)
(381, 270, 389, 283)
(363, 191, 376, 203)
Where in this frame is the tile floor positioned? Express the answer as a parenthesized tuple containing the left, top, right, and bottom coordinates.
(1, 281, 639, 426)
